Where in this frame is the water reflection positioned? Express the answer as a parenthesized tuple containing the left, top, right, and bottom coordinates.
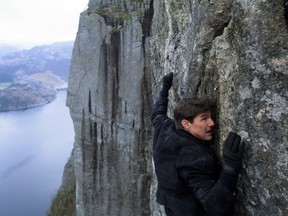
(0, 91, 74, 216)
(1, 155, 36, 180)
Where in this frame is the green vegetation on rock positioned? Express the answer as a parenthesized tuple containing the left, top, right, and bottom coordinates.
(46, 180, 76, 216)
(91, 4, 130, 20)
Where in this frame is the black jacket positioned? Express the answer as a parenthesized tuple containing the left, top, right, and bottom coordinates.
(151, 90, 236, 216)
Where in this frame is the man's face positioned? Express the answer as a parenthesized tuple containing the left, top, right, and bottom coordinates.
(185, 111, 215, 141)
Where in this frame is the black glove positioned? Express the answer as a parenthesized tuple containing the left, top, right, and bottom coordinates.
(162, 72, 173, 91)
(222, 132, 246, 176)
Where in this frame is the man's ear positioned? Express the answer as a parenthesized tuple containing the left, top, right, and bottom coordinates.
(181, 119, 190, 129)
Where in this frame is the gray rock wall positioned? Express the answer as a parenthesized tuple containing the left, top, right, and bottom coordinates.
(67, 0, 288, 215)
(67, 1, 154, 215)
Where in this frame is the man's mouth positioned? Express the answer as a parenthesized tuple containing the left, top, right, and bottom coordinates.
(206, 129, 213, 134)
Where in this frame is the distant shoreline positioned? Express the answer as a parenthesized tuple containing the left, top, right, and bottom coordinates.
(0, 90, 67, 113)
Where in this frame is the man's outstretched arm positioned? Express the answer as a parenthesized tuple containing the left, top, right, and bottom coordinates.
(151, 72, 173, 128)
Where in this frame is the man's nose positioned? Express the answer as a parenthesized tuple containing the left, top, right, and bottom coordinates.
(209, 118, 215, 127)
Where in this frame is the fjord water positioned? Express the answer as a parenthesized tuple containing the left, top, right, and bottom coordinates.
(0, 91, 74, 216)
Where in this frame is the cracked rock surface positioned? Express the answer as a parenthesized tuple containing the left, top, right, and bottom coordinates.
(66, 0, 288, 215)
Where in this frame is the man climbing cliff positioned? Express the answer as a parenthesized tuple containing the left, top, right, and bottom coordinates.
(151, 72, 246, 216)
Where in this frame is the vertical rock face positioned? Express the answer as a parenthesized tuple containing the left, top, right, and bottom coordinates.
(67, 0, 288, 215)
(67, 0, 154, 215)
(150, 0, 288, 215)
(207, 2, 288, 215)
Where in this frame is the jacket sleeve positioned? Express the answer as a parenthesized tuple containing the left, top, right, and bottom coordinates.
(176, 148, 236, 216)
(151, 88, 170, 130)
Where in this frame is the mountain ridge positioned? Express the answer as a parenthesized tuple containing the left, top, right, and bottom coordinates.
(0, 41, 74, 82)
(0, 44, 20, 57)
(0, 41, 72, 112)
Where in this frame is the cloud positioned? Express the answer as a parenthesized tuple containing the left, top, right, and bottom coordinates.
(0, 0, 88, 47)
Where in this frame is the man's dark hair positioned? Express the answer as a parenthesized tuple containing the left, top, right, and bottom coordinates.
(173, 97, 215, 129)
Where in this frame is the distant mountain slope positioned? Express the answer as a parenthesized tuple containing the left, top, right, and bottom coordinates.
(0, 75, 57, 112)
(0, 44, 20, 57)
(0, 41, 73, 82)
(30, 71, 67, 90)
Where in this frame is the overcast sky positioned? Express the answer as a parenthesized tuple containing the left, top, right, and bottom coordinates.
(0, 0, 88, 48)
